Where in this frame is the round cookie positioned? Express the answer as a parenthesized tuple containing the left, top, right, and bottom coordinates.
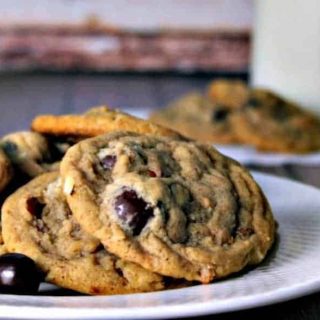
(60, 131, 275, 283)
(0, 149, 13, 193)
(0, 131, 61, 177)
(31, 105, 182, 139)
(208, 80, 320, 153)
(233, 89, 320, 153)
(150, 93, 238, 144)
(2, 172, 165, 295)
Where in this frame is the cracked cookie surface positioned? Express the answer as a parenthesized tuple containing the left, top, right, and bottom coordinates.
(61, 131, 275, 282)
(1, 172, 165, 295)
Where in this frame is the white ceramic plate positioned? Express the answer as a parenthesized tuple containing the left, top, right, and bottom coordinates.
(215, 145, 320, 166)
(1, 172, 320, 320)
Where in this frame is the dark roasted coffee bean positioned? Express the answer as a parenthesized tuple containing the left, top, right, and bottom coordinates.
(0, 253, 43, 295)
(114, 190, 153, 235)
(26, 197, 45, 219)
(101, 155, 116, 170)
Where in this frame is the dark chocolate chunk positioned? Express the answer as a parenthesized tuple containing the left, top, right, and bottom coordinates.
(147, 170, 157, 177)
(211, 108, 229, 121)
(114, 190, 153, 235)
(26, 197, 45, 220)
(1, 141, 19, 160)
(247, 96, 261, 108)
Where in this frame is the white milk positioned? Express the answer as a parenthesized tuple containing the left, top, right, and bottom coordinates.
(251, 0, 320, 114)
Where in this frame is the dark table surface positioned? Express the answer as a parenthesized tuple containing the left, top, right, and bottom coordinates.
(1, 73, 320, 319)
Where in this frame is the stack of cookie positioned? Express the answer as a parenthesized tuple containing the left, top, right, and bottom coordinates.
(0, 107, 276, 295)
(150, 80, 320, 153)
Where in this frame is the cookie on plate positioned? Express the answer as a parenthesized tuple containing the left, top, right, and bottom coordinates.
(31, 106, 181, 139)
(149, 93, 238, 144)
(60, 131, 275, 283)
(0, 131, 61, 178)
(2, 172, 166, 295)
(208, 80, 320, 153)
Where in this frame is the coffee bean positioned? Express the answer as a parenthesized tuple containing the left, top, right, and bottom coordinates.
(0, 253, 43, 295)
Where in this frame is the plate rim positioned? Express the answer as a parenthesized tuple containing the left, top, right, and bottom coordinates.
(0, 279, 320, 320)
(0, 171, 320, 319)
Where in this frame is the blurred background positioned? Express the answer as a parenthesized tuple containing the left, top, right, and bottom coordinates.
(0, 0, 253, 135)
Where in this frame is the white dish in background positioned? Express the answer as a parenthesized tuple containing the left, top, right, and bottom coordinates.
(0, 172, 320, 319)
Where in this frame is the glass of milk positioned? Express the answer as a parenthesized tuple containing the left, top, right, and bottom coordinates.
(251, 0, 320, 114)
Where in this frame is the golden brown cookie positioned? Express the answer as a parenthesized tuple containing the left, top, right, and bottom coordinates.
(208, 80, 320, 153)
(31, 106, 181, 139)
(2, 172, 166, 295)
(60, 131, 275, 283)
(150, 93, 238, 144)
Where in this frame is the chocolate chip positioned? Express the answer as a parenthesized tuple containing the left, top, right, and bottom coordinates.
(101, 155, 116, 170)
(92, 244, 104, 254)
(26, 197, 45, 219)
(211, 108, 229, 122)
(148, 170, 157, 177)
(114, 267, 124, 278)
(273, 101, 290, 121)
(158, 201, 168, 223)
(136, 150, 148, 164)
(237, 227, 254, 239)
(247, 96, 261, 108)
(114, 190, 153, 236)
(1, 141, 19, 160)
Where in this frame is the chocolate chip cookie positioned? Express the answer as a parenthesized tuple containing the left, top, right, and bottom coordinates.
(31, 106, 181, 139)
(149, 93, 238, 144)
(60, 131, 275, 283)
(2, 172, 166, 295)
(208, 80, 320, 153)
(0, 131, 60, 177)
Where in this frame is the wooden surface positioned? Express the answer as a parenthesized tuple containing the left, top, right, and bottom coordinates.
(1, 73, 320, 319)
